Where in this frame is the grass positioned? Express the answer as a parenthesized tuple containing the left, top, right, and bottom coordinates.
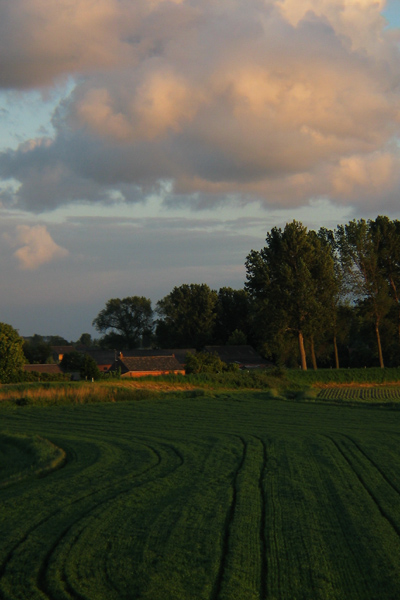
(0, 432, 66, 487)
(3, 367, 400, 409)
(1, 386, 400, 599)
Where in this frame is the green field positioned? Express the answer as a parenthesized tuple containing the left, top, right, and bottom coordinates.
(1, 391, 400, 599)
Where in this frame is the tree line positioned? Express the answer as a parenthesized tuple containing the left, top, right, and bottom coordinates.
(87, 215, 400, 370)
(245, 216, 400, 370)
(10, 215, 400, 373)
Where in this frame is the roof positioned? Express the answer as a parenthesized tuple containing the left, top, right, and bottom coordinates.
(203, 345, 270, 367)
(51, 346, 75, 355)
(23, 364, 64, 374)
(76, 347, 116, 365)
(120, 348, 195, 366)
(118, 355, 184, 373)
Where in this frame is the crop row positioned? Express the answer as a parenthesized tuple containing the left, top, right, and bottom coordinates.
(0, 395, 400, 598)
(317, 387, 400, 401)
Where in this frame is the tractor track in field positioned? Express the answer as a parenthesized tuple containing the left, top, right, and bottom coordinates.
(342, 434, 400, 498)
(210, 436, 246, 600)
(327, 435, 400, 541)
(0, 439, 183, 600)
(254, 436, 269, 600)
(37, 440, 184, 600)
(2, 395, 400, 600)
(261, 438, 283, 600)
(313, 434, 375, 599)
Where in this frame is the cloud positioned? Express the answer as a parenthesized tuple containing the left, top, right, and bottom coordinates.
(0, 0, 399, 213)
(9, 224, 69, 269)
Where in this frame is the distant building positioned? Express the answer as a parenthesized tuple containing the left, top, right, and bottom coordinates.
(120, 348, 195, 369)
(51, 346, 75, 363)
(115, 355, 185, 378)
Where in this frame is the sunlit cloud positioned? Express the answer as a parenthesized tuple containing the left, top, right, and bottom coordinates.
(0, 0, 398, 213)
(10, 224, 69, 269)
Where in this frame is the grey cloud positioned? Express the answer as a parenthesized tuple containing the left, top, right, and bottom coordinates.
(0, 0, 399, 213)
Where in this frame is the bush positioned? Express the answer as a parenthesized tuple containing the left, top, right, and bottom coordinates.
(185, 351, 227, 374)
(61, 351, 100, 380)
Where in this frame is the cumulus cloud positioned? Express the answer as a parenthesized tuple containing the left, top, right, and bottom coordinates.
(0, 0, 399, 212)
(9, 224, 69, 269)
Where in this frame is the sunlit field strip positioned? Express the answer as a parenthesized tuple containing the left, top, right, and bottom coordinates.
(317, 387, 400, 402)
(1, 394, 400, 599)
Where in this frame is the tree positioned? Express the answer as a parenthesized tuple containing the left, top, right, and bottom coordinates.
(185, 351, 226, 374)
(23, 334, 52, 364)
(227, 329, 248, 345)
(156, 284, 218, 348)
(61, 351, 100, 380)
(81, 354, 101, 380)
(369, 216, 400, 345)
(48, 335, 70, 346)
(184, 351, 238, 374)
(306, 228, 343, 369)
(0, 322, 26, 383)
(92, 297, 153, 349)
(214, 287, 251, 345)
(336, 219, 393, 368)
(245, 221, 337, 370)
(77, 333, 93, 347)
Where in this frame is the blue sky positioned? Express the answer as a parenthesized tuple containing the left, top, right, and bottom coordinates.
(0, 0, 399, 341)
(383, 0, 400, 27)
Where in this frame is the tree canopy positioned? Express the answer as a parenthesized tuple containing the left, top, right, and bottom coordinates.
(0, 322, 26, 383)
(23, 334, 52, 364)
(336, 218, 395, 368)
(246, 221, 337, 370)
(61, 351, 100, 380)
(156, 284, 218, 349)
(37, 214, 400, 371)
(92, 297, 153, 349)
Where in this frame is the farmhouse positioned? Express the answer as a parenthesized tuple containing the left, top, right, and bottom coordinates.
(119, 348, 195, 370)
(51, 346, 75, 363)
(115, 355, 185, 378)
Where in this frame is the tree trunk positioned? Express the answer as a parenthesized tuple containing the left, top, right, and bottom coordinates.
(298, 330, 307, 370)
(310, 335, 317, 370)
(375, 319, 384, 368)
(388, 277, 400, 346)
(333, 333, 340, 369)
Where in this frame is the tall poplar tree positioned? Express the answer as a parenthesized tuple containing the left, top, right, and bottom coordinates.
(245, 221, 336, 370)
(369, 216, 400, 345)
(336, 219, 393, 368)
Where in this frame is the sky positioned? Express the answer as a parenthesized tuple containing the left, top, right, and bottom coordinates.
(0, 0, 399, 341)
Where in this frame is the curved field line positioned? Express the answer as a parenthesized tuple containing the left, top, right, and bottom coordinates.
(326, 435, 400, 540)
(61, 440, 188, 599)
(210, 435, 267, 600)
(120, 435, 242, 600)
(308, 434, 377, 599)
(342, 434, 400, 498)
(0, 438, 181, 600)
(259, 437, 282, 600)
(0, 433, 67, 489)
(253, 436, 268, 600)
(38, 440, 184, 600)
(210, 436, 246, 600)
